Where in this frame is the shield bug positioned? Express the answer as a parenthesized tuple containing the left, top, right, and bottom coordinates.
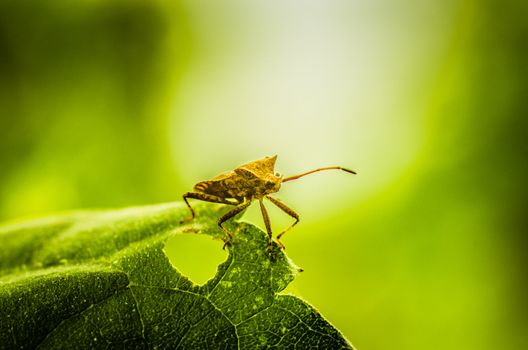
(182, 155, 355, 253)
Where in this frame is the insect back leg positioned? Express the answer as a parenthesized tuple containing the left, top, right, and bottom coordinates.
(218, 200, 252, 249)
(181, 192, 238, 223)
(266, 196, 300, 250)
(258, 199, 274, 255)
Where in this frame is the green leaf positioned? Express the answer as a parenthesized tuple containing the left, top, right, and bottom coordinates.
(0, 202, 354, 349)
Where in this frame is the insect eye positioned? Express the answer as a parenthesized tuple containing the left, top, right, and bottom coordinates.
(275, 172, 281, 178)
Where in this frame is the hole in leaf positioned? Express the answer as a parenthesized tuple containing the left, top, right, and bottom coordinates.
(164, 233, 228, 285)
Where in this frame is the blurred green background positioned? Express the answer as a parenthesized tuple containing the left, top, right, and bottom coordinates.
(1, 1, 526, 349)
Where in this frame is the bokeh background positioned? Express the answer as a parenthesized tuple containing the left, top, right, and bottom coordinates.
(1, 1, 526, 349)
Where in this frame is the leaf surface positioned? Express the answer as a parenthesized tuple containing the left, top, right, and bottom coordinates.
(0, 203, 354, 349)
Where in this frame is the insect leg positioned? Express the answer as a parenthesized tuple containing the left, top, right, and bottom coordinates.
(218, 200, 252, 249)
(181, 192, 238, 223)
(258, 199, 274, 255)
(266, 196, 300, 250)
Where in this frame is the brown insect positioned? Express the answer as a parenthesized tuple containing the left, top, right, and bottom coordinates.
(182, 155, 356, 253)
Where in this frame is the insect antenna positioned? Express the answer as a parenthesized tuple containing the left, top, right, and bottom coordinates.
(282, 166, 356, 183)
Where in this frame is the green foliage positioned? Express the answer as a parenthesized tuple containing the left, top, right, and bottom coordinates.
(0, 203, 353, 349)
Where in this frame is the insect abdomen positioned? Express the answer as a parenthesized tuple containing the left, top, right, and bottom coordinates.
(195, 180, 240, 197)
(194, 181, 212, 192)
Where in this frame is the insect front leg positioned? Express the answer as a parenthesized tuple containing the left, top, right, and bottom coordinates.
(181, 192, 238, 223)
(258, 199, 274, 255)
(266, 196, 300, 249)
(218, 200, 252, 249)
